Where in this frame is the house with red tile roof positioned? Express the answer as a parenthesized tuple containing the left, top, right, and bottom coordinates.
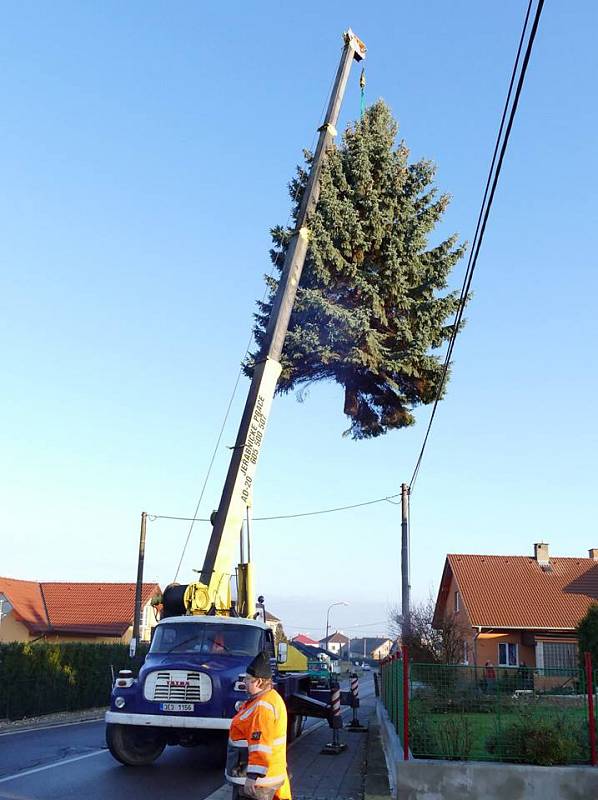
(0, 577, 161, 644)
(433, 543, 598, 670)
(291, 633, 320, 647)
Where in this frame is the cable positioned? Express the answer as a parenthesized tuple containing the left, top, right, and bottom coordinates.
(172, 371, 243, 581)
(151, 490, 401, 526)
(171, 56, 343, 578)
(409, 0, 545, 490)
(255, 494, 399, 520)
(285, 620, 389, 631)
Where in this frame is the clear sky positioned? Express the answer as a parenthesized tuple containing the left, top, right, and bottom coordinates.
(2, 2, 597, 641)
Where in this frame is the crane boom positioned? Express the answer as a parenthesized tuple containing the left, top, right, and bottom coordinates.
(182, 29, 366, 617)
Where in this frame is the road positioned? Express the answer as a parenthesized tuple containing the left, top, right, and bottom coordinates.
(0, 674, 375, 800)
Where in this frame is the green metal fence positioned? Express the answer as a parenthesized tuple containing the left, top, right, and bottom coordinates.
(380, 656, 595, 766)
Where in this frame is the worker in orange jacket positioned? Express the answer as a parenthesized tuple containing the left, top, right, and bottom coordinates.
(226, 651, 291, 800)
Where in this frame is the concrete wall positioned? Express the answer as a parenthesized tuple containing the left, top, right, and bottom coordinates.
(396, 759, 598, 800)
(376, 699, 598, 800)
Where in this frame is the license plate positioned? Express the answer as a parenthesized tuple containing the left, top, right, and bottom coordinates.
(160, 703, 195, 712)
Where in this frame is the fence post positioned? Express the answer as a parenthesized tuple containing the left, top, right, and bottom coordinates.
(391, 654, 397, 732)
(402, 644, 409, 760)
(585, 652, 597, 766)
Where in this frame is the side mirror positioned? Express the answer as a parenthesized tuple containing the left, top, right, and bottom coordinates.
(277, 642, 288, 664)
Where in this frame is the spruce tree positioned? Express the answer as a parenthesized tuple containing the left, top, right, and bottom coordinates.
(245, 100, 466, 439)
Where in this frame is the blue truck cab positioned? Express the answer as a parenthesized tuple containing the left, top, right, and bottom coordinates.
(106, 615, 273, 765)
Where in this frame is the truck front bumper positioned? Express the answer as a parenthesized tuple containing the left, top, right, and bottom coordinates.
(105, 711, 232, 729)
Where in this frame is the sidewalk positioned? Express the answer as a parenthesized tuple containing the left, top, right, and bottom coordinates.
(289, 692, 390, 800)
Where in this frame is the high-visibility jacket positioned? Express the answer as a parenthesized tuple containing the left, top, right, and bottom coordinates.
(226, 687, 291, 800)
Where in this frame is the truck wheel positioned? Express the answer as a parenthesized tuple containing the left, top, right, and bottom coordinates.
(106, 723, 166, 766)
(287, 714, 304, 743)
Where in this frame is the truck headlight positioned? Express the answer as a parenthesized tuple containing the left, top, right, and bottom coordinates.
(115, 696, 126, 709)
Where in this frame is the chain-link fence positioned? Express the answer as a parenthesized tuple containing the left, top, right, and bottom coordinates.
(380, 654, 597, 766)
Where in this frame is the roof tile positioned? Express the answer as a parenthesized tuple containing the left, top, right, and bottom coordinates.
(0, 577, 160, 636)
(446, 554, 598, 629)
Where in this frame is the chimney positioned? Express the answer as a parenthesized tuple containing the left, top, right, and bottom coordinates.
(534, 542, 550, 566)
(589, 549, 598, 561)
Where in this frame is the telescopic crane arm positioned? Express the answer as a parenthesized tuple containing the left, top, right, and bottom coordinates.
(181, 30, 366, 618)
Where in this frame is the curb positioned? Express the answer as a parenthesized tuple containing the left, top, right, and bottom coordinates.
(364, 710, 391, 800)
(0, 708, 107, 735)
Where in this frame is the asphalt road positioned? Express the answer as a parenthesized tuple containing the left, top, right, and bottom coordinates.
(0, 674, 375, 800)
(0, 720, 226, 800)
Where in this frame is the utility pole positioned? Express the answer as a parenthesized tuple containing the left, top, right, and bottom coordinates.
(401, 483, 410, 640)
(131, 511, 147, 657)
(326, 600, 350, 654)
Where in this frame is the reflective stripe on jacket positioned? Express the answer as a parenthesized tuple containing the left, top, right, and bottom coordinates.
(226, 687, 291, 800)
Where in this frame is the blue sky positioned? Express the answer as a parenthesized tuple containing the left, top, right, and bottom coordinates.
(1, 2, 597, 640)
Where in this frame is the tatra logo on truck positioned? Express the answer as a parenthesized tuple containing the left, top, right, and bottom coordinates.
(143, 670, 213, 703)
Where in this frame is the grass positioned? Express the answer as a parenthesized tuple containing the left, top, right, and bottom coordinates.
(409, 706, 589, 763)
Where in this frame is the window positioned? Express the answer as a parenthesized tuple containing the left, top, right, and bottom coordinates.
(140, 605, 153, 642)
(455, 591, 460, 613)
(150, 623, 263, 656)
(543, 642, 578, 671)
(0, 594, 13, 621)
(463, 641, 469, 665)
(498, 642, 518, 666)
(265, 629, 275, 659)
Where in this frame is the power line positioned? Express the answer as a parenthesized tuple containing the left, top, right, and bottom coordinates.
(150, 491, 401, 525)
(169, 10, 547, 544)
(284, 621, 390, 632)
(409, 0, 545, 490)
(172, 371, 243, 582)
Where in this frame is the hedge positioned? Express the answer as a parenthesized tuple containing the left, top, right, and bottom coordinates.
(0, 642, 148, 721)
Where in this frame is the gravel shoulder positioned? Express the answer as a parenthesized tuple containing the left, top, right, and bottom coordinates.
(0, 706, 107, 733)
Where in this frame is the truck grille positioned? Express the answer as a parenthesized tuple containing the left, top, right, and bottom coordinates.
(144, 670, 212, 703)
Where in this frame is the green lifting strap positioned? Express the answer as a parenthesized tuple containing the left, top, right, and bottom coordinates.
(359, 68, 366, 118)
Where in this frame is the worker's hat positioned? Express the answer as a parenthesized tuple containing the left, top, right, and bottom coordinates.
(246, 651, 272, 679)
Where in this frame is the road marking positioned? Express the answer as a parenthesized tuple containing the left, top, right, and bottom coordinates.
(0, 749, 108, 784)
(0, 717, 104, 737)
(0, 682, 375, 787)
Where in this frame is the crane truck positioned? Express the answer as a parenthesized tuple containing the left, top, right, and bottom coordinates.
(105, 29, 366, 766)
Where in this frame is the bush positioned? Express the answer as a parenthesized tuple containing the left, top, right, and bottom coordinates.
(0, 642, 148, 721)
(486, 705, 586, 765)
(436, 715, 474, 760)
(409, 712, 440, 757)
(409, 707, 474, 760)
(428, 687, 501, 715)
(577, 603, 598, 669)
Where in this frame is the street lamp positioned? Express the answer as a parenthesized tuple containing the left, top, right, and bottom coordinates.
(325, 601, 349, 655)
